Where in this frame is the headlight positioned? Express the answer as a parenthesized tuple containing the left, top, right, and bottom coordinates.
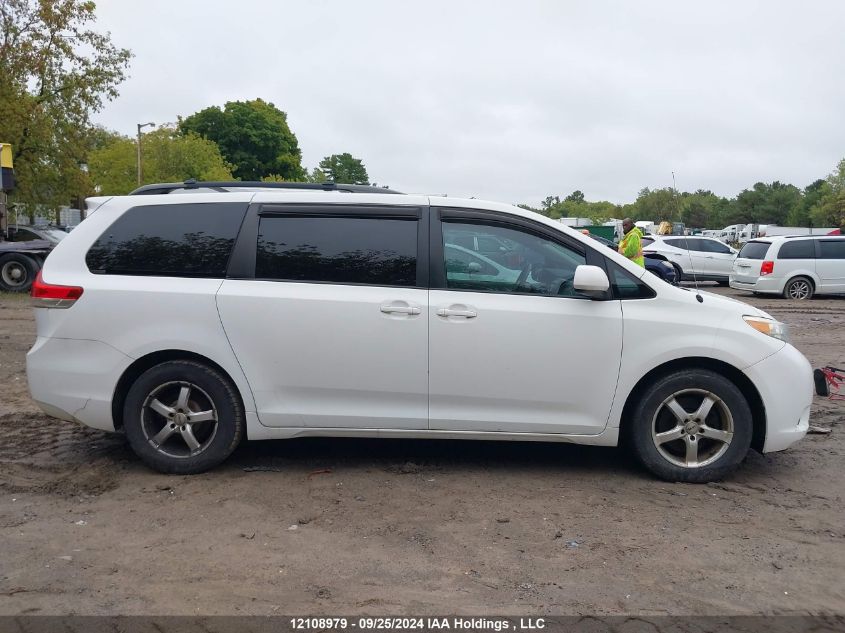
(743, 316, 790, 343)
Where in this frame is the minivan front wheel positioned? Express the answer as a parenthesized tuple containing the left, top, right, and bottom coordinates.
(628, 370, 752, 483)
(123, 360, 244, 474)
(783, 276, 813, 300)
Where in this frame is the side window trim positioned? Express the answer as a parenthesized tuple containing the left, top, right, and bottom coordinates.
(228, 203, 429, 287)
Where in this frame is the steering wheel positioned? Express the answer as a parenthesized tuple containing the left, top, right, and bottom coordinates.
(513, 263, 532, 291)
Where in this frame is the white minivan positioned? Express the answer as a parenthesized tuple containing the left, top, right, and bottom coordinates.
(730, 235, 845, 299)
(26, 182, 813, 482)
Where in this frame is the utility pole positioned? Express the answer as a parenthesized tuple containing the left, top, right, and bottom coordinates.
(136, 122, 155, 186)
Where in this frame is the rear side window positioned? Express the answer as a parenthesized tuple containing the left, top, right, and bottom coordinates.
(86, 203, 248, 277)
(256, 216, 417, 286)
(699, 239, 733, 254)
(778, 240, 815, 259)
(738, 241, 770, 260)
(819, 240, 845, 259)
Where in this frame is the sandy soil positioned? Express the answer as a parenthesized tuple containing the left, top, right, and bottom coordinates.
(0, 287, 843, 615)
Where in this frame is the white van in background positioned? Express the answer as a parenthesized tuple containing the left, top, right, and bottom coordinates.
(730, 235, 845, 299)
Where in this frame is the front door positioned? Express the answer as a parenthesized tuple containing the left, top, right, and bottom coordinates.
(428, 209, 623, 435)
(217, 203, 429, 429)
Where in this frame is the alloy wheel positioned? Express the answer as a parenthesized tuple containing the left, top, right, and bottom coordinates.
(140, 381, 219, 458)
(651, 388, 734, 468)
(787, 280, 811, 300)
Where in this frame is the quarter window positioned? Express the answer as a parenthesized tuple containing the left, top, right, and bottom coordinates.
(607, 261, 656, 299)
(818, 240, 845, 259)
(86, 203, 248, 277)
(256, 216, 418, 286)
(441, 221, 586, 296)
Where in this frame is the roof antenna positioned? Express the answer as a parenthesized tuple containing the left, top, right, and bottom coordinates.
(673, 171, 703, 303)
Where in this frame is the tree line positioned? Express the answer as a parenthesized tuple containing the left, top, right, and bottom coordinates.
(521, 163, 845, 231)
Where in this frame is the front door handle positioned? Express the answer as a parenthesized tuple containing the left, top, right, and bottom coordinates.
(437, 307, 477, 318)
(380, 303, 421, 315)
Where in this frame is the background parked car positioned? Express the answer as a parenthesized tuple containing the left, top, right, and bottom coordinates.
(643, 235, 737, 284)
(590, 234, 678, 284)
(730, 235, 845, 299)
(0, 225, 66, 292)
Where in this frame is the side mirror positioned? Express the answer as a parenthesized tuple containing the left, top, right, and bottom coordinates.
(573, 265, 610, 299)
(467, 262, 482, 274)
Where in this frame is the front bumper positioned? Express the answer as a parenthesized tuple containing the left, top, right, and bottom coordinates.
(26, 337, 132, 432)
(742, 344, 813, 452)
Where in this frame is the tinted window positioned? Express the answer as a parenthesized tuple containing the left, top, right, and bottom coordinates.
(86, 203, 248, 277)
(664, 238, 700, 251)
(699, 239, 733, 254)
(778, 240, 815, 259)
(11, 229, 39, 242)
(608, 261, 656, 299)
(442, 221, 586, 296)
(641, 236, 654, 246)
(738, 241, 771, 260)
(819, 240, 845, 259)
(256, 216, 417, 286)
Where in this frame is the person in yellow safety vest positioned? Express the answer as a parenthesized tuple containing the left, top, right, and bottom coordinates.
(618, 218, 645, 267)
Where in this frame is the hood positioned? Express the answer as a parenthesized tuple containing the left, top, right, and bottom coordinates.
(681, 287, 775, 320)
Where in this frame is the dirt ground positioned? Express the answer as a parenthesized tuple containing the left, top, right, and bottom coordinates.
(0, 286, 843, 616)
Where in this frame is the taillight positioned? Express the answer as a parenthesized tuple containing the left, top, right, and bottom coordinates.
(30, 271, 83, 309)
(760, 261, 774, 276)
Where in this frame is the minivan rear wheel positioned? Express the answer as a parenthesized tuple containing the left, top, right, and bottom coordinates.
(783, 276, 813, 300)
(123, 360, 244, 474)
(627, 369, 752, 483)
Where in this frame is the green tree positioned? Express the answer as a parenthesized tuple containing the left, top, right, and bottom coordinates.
(89, 128, 232, 195)
(788, 179, 827, 226)
(0, 0, 132, 213)
(564, 190, 585, 204)
(810, 158, 845, 231)
(179, 99, 304, 181)
(317, 152, 369, 184)
(733, 181, 801, 225)
(626, 187, 680, 222)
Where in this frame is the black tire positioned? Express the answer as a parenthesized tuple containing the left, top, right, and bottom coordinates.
(123, 360, 244, 474)
(626, 369, 753, 483)
(0, 253, 39, 292)
(783, 276, 814, 300)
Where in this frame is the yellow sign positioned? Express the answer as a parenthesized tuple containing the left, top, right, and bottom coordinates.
(0, 143, 12, 169)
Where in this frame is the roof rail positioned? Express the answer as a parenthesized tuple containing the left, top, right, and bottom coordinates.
(129, 180, 403, 195)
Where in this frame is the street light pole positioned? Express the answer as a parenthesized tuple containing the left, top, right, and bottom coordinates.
(136, 122, 155, 186)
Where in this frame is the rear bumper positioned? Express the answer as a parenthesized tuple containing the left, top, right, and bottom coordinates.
(729, 275, 783, 294)
(743, 344, 813, 452)
(26, 337, 132, 432)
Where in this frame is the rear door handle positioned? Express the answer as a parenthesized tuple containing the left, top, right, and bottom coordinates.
(436, 307, 477, 318)
(380, 303, 421, 315)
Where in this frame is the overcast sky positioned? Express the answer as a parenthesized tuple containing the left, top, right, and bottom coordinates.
(92, 0, 845, 206)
